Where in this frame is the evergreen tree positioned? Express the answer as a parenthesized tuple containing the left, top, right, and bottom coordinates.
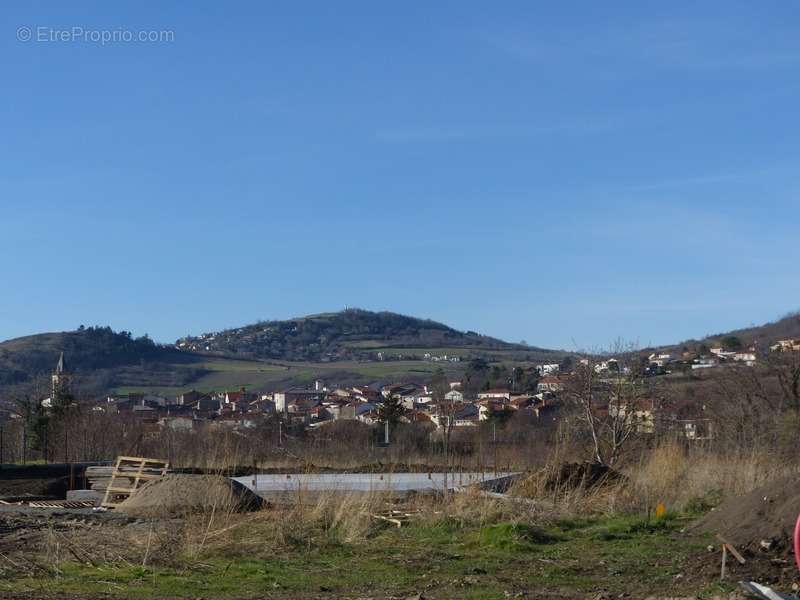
(377, 394, 404, 427)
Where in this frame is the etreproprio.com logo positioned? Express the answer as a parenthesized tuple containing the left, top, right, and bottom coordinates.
(17, 26, 174, 45)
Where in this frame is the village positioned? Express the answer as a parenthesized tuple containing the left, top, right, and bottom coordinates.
(86, 339, 800, 444)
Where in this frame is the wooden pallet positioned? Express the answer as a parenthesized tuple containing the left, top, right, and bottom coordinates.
(101, 456, 169, 508)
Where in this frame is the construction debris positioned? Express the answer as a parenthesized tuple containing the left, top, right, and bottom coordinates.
(740, 580, 794, 599)
(26, 500, 97, 509)
(370, 508, 422, 528)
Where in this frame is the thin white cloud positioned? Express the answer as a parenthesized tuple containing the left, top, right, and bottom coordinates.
(481, 19, 800, 73)
(623, 161, 800, 192)
(374, 114, 624, 143)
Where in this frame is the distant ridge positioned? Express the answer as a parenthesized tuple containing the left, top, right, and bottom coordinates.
(654, 310, 800, 353)
(174, 308, 535, 361)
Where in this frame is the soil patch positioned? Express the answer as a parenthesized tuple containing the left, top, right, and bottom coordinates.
(0, 476, 69, 501)
(694, 474, 800, 549)
(690, 474, 800, 588)
(117, 474, 262, 517)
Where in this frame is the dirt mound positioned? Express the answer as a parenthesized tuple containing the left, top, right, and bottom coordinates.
(694, 474, 800, 550)
(118, 474, 262, 517)
(545, 463, 623, 490)
(516, 462, 623, 491)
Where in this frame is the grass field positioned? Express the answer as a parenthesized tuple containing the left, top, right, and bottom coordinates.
(342, 341, 561, 361)
(0, 511, 719, 599)
(114, 355, 466, 397)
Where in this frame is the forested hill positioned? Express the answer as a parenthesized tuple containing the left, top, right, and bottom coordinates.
(0, 326, 181, 387)
(175, 309, 533, 361)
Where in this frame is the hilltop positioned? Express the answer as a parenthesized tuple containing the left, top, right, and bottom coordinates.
(0, 326, 206, 393)
(174, 309, 540, 361)
(0, 311, 562, 398)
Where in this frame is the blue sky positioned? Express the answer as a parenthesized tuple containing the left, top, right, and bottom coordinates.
(1, 1, 798, 350)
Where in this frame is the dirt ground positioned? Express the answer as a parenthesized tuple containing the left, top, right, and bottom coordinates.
(0, 504, 770, 600)
(3, 467, 800, 599)
(0, 504, 170, 573)
(0, 477, 70, 500)
(691, 474, 800, 589)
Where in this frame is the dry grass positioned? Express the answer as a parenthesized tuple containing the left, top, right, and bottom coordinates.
(505, 438, 800, 518)
(628, 442, 800, 512)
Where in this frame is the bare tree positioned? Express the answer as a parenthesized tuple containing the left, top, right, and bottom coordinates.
(564, 344, 651, 467)
(429, 368, 457, 493)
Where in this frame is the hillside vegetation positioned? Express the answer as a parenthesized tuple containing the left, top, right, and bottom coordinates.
(666, 311, 800, 354)
(0, 311, 561, 398)
(175, 309, 536, 361)
(0, 326, 204, 390)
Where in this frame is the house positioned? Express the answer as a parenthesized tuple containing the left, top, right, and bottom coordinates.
(510, 395, 534, 410)
(608, 398, 658, 434)
(430, 403, 479, 428)
(401, 391, 434, 410)
(733, 352, 757, 366)
(692, 356, 719, 370)
(192, 395, 221, 413)
(402, 409, 433, 424)
(444, 389, 464, 403)
(177, 390, 204, 406)
(356, 406, 380, 425)
(536, 364, 560, 376)
(537, 377, 563, 393)
(381, 383, 419, 399)
(339, 401, 378, 421)
(248, 398, 276, 414)
(352, 386, 381, 403)
(321, 397, 349, 419)
(274, 387, 325, 412)
(771, 339, 800, 352)
(647, 353, 673, 367)
(656, 400, 714, 441)
(478, 401, 509, 421)
(477, 388, 512, 401)
(453, 403, 480, 427)
(594, 359, 620, 374)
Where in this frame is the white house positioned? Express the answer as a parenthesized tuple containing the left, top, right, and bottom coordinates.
(444, 389, 464, 403)
(536, 364, 560, 376)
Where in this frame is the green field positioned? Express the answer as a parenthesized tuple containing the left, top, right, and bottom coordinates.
(342, 341, 558, 361)
(0, 511, 720, 599)
(114, 355, 467, 397)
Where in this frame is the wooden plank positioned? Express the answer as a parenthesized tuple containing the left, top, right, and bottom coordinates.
(109, 473, 164, 481)
(116, 456, 168, 465)
(716, 535, 746, 564)
(371, 513, 404, 527)
(101, 456, 123, 507)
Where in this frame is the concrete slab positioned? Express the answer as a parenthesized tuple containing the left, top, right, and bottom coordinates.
(232, 472, 519, 500)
